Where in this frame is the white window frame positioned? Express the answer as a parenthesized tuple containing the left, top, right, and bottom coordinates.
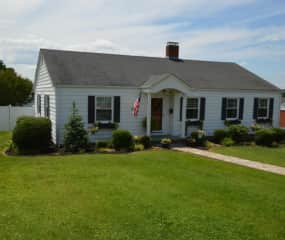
(186, 98, 200, 121)
(225, 98, 239, 120)
(257, 98, 269, 120)
(95, 96, 113, 123)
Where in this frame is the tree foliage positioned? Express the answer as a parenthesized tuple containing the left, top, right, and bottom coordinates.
(0, 60, 33, 106)
(64, 102, 89, 152)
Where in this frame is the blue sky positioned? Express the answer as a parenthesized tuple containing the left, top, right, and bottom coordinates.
(0, 0, 284, 88)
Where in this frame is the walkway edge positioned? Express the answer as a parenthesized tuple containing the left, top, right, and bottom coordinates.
(173, 147, 285, 176)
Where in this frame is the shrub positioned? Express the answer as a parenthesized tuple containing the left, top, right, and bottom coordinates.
(134, 143, 144, 151)
(137, 135, 151, 149)
(272, 128, 285, 143)
(112, 130, 134, 151)
(213, 129, 228, 144)
(191, 130, 207, 146)
(255, 129, 276, 147)
(96, 140, 112, 149)
(64, 102, 89, 152)
(222, 137, 235, 147)
(12, 116, 52, 154)
(227, 125, 249, 143)
(185, 137, 196, 147)
(160, 138, 172, 149)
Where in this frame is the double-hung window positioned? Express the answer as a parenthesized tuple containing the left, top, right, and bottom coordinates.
(96, 96, 112, 122)
(257, 98, 269, 119)
(44, 95, 50, 118)
(186, 98, 199, 120)
(226, 98, 238, 120)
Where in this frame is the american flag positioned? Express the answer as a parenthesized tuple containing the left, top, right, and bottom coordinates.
(132, 95, 141, 117)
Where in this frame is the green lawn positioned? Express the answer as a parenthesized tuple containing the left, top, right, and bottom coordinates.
(0, 132, 285, 240)
(211, 145, 285, 167)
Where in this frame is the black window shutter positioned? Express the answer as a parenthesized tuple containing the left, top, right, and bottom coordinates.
(221, 98, 227, 120)
(114, 96, 120, 123)
(239, 98, 244, 120)
(44, 95, 48, 117)
(269, 98, 274, 120)
(88, 96, 95, 123)
(200, 97, 206, 120)
(46, 95, 50, 118)
(37, 95, 41, 115)
(179, 97, 183, 121)
(253, 98, 258, 120)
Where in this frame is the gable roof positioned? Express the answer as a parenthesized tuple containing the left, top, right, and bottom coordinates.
(39, 48, 280, 91)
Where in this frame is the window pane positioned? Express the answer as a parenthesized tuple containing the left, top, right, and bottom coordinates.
(259, 99, 268, 108)
(96, 110, 112, 121)
(186, 109, 198, 119)
(97, 97, 112, 109)
(258, 108, 268, 118)
(227, 109, 237, 118)
(187, 98, 198, 108)
(227, 99, 237, 108)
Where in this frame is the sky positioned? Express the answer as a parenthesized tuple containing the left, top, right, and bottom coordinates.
(0, 0, 284, 88)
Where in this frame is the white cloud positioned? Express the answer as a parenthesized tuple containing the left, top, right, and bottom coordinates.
(0, 0, 43, 20)
(0, 0, 284, 88)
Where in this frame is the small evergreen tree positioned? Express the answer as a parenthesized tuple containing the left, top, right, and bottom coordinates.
(64, 102, 89, 152)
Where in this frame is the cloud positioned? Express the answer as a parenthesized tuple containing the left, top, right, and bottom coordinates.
(0, 0, 284, 88)
(0, 0, 43, 20)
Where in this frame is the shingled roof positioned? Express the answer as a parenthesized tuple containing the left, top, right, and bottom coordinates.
(40, 48, 280, 91)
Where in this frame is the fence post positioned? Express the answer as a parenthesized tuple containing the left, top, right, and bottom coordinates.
(8, 104, 12, 131)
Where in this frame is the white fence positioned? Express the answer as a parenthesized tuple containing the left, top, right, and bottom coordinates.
(0, 105, 34, 131)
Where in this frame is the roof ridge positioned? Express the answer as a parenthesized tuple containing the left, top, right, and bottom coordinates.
(40, 48, 235, 65)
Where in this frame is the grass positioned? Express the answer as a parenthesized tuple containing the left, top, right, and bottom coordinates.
(211, 145, 285, 167)
(0, 132, 285, 239)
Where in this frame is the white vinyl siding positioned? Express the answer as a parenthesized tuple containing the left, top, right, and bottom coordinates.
(34, 58, 56, 143)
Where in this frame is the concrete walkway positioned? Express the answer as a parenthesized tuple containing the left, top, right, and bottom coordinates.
(173, 147, 285, 176)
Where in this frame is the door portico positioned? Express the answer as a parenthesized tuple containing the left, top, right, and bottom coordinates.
(141, 73, 191, 138)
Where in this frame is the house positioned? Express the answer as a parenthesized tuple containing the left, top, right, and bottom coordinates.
(34, 42, 281, 144)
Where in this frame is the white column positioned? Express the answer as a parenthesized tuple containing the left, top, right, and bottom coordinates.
(146, 92, 151, 136)
(181, 94, 186, 138)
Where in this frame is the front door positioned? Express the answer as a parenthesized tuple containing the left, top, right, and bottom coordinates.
(151, 98, 163, 131)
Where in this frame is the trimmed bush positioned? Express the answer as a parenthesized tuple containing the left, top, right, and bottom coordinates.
(64, 102, 89, 152)
(255, 129, 276, 147)
(227, 125, 249, 143)
(12, 116, 52, 154)
(213, 129, 228, 144)
(191, 130, 207, 147)
(112, 130, 134, 151)
(272, 128, 285, 143)
(222, 137, 235, 147)
(96, 140, 112, 149)
(137, 135, 151, 149)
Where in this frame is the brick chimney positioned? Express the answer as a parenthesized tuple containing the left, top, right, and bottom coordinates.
(166, 42, 179, 59)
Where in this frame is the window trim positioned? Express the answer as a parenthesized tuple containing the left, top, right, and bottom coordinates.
(257, 98, 269, 120)
(95, 96, 114, 123)
(225, 98, 239, 120)
(186, 98, 200, 121)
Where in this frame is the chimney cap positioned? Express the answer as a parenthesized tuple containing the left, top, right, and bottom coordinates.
(167, 41, 179, 46)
